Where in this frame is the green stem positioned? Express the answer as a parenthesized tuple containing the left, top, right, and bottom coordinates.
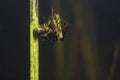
(30, 0, 39, 80)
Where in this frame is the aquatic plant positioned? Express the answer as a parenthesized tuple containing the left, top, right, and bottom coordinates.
(30, 0, 39, 80)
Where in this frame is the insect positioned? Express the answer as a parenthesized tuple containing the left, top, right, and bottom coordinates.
(33, 9, 70, 41)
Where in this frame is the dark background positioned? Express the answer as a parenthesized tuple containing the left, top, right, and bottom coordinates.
(0, 0, 120, 80)
(0, 0, 29, 80)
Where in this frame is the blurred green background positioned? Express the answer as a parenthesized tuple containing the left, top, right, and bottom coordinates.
(0, 0, 120, 80)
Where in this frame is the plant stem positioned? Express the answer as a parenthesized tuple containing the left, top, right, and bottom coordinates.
(107, 42, 120, 80)
(30, 0, 39, 80)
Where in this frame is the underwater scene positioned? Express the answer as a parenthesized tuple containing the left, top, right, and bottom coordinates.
(0, 0, 120, 80)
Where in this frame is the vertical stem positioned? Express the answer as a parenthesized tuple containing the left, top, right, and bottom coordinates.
(30, 0, 39, 80)
(107, 42, 120, 80)
(54, 41, 64, 80)
(50, 0, 64, 80)
(73, 0, 100, 80)
(64, 35, 77, 80)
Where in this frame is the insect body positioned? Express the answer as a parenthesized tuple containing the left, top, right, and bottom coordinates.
(34, 11, 70, 41)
